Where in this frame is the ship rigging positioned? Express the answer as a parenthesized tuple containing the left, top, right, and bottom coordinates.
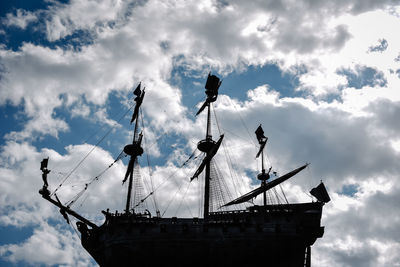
(39, 73, 330, 267)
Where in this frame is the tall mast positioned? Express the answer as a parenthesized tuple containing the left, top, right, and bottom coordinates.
(192, 73, 222, 219)
(123, 83, 145, 214)
(255, 125, 270, 206)
(203, 102, 212, 219)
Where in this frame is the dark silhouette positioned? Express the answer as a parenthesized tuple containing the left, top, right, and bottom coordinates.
(39, 74, 329, 267)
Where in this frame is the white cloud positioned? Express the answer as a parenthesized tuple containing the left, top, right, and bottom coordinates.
(1, 0, 400, 266)
(0, 222, 94, 266)
(3, 9, 37, 29)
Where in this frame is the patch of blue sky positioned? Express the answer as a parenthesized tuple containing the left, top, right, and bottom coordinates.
(1, 22, 95, 52)
(0, 225, 35, 267)
(221, 64, 301, 99)
(170, 63, 301, 113)
(0, 225, 33, 245)
(337, 65, 387, 89)
(0, 259, 32, 267)
(0, 104, 27, 145)
(367, 38, 388, 53)
(143, 132, 191, 167)
(32, 91, 130, 158)
(243, 169, 259, 183)
(1, 1, 94, 52)
(0, 0, 54, 17)
(339, 183, 359, 197)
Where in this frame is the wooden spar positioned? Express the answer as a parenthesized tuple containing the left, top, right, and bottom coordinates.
(39, 190, 97, 229)
(222, 163, 309, 207)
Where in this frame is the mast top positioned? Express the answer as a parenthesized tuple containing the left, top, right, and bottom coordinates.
(205, 73, 221, 103)
(196, 73, 222, 116)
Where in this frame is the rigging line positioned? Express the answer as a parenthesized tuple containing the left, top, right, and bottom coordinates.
(160, 151, 204, 217)
(173, 180, 192, 217)
(132, 161, 148, 212)
(212, 160, 232, 206)
(80, 94, 136, 145)
(304, 165, 314, 201)
(182, 197, 194, 218)
(65, 150, 125, 207)
(172, 153, 204, 217)
(198, 171, 204, 217)
(161, 179, 186, 217)
(69, 217, 82, 241)
(78, 194, 90, 208)
(212, 107, 238, 194)
(136, 148, 200, 203)
(272, 187, 281, 205)
(227, 97, 257, 148)
(136, 164, 152, 210)
(221, 140, 242, 196)
(51, 104, 134, 197)
(211, 103, 221, 135)
(279, 184, 289, 204)
(140, 109, 159, 213)
(212, 106, 250, 198)
(221, 128, 254, 145)
(66, 185, 87, 207)
(141, 95, 181, 104)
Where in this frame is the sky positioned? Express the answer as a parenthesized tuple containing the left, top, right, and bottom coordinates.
(1, 0, 400, 266)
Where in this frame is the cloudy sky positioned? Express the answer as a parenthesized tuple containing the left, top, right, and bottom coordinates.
(1, 0, 400, 266)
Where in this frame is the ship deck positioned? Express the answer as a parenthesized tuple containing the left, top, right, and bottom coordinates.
(78, 202, 324, 266)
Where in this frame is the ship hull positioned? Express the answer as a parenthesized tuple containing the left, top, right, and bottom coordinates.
(79, 202, 324, 267)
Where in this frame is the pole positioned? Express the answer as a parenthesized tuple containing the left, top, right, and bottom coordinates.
(125, 170, 134, 213)
(262, 150, 267, 206)
(40, 192, 97, 229)
(204, 103, 211, 219)
(125, 108, 140, 214)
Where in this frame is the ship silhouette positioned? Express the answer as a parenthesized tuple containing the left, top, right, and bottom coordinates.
(39, 73, 330, 267)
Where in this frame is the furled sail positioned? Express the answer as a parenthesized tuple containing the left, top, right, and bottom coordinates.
(191, 134, 224, 181)
(222, 163, 309, 206)
(131, 83, 145, 124)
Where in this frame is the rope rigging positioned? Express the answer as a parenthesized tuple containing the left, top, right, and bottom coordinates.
(65, 150, 126, 208)
(140, 109, 159, 213)
(211, 104, 250, 210)
(134, 147, 200, 210)
(51, 101, 136, 197)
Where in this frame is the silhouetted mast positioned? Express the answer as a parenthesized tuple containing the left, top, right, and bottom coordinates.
(192, 73, 223, 219)
(255, 125, 270, 206)
(124, 83, 145, 214)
